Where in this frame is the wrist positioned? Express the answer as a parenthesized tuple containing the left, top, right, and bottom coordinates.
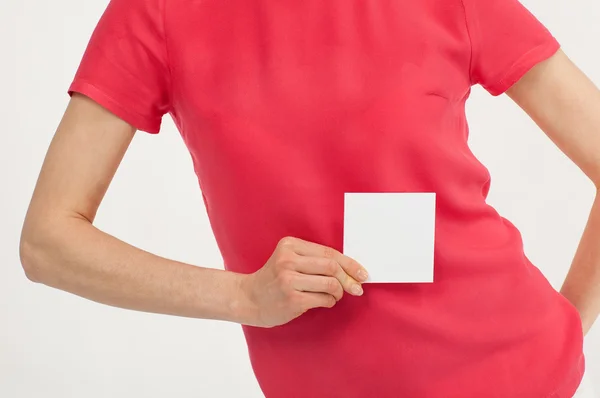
(228, 272, 260, 326)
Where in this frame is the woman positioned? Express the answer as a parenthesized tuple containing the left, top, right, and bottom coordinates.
(20, 0, 600, 396)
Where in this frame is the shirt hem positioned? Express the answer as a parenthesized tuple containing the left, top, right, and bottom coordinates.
(485, 39, 560, 96)
(68, 79, 162, 134)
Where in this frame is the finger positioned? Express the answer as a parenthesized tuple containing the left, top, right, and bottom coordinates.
(288, 238, 369, 283)
(291, 274, 344, 300)
(299, 292, 337, 311)
(293, 256, 363, 296)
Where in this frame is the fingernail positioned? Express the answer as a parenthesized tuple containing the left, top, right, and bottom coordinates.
(351, 284, 363, 296)
(357, 269, 369, 282)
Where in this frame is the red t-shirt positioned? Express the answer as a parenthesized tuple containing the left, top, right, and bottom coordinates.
(69, 0, 585, 396)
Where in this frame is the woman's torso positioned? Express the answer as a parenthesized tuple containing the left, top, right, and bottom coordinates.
(163, 1, 584, 396)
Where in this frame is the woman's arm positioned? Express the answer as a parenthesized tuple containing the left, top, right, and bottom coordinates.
(20, 94, 365, 328)
(19, 94, 257, 323)
(507, 49, 600, 334)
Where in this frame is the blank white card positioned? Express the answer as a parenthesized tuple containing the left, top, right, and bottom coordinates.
(343, 193, 436, 283)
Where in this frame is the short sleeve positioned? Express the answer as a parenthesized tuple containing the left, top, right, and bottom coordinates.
(462, 0, 560, 96)
(68, 0, 171, 133)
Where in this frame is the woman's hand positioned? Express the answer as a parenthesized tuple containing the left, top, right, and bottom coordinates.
(239, 236, 368, 328)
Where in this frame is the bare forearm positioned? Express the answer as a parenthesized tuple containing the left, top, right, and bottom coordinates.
(560, 189, 600, 334)
(20, 215, 256, 324)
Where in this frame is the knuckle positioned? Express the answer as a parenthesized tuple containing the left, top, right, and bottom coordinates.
(278, 236, 296, 248)
(294, 294, 312, 312)
(325, 259, 338, 275)
(326, 278, 339, 293)
(276, 272, 294, 289)
(288, 292, 301, 306)
(322, 246, 336, 259)
(325, 296, 336, 308)
(275, 251, 296, 269)
(335, 283, 344, 299)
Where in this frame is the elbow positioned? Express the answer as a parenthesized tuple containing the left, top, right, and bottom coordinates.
(20, 213, 87, 286)
(19, 220, 61, 284)
(19, 233, 45, 283)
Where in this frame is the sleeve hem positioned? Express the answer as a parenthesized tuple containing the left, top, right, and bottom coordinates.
(484, 39, 560, 96)
(68, 79, 162, 134)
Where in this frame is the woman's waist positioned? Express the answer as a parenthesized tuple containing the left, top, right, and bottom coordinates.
(243, 281, 584, 397)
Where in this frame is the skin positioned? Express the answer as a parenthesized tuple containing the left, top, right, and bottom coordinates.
(508, 50, 600, 334)
(19, 93, 367, 328)
(19, 49, 600, 333)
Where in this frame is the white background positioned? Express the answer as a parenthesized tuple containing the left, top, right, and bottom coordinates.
(1, 0, 599, 397)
